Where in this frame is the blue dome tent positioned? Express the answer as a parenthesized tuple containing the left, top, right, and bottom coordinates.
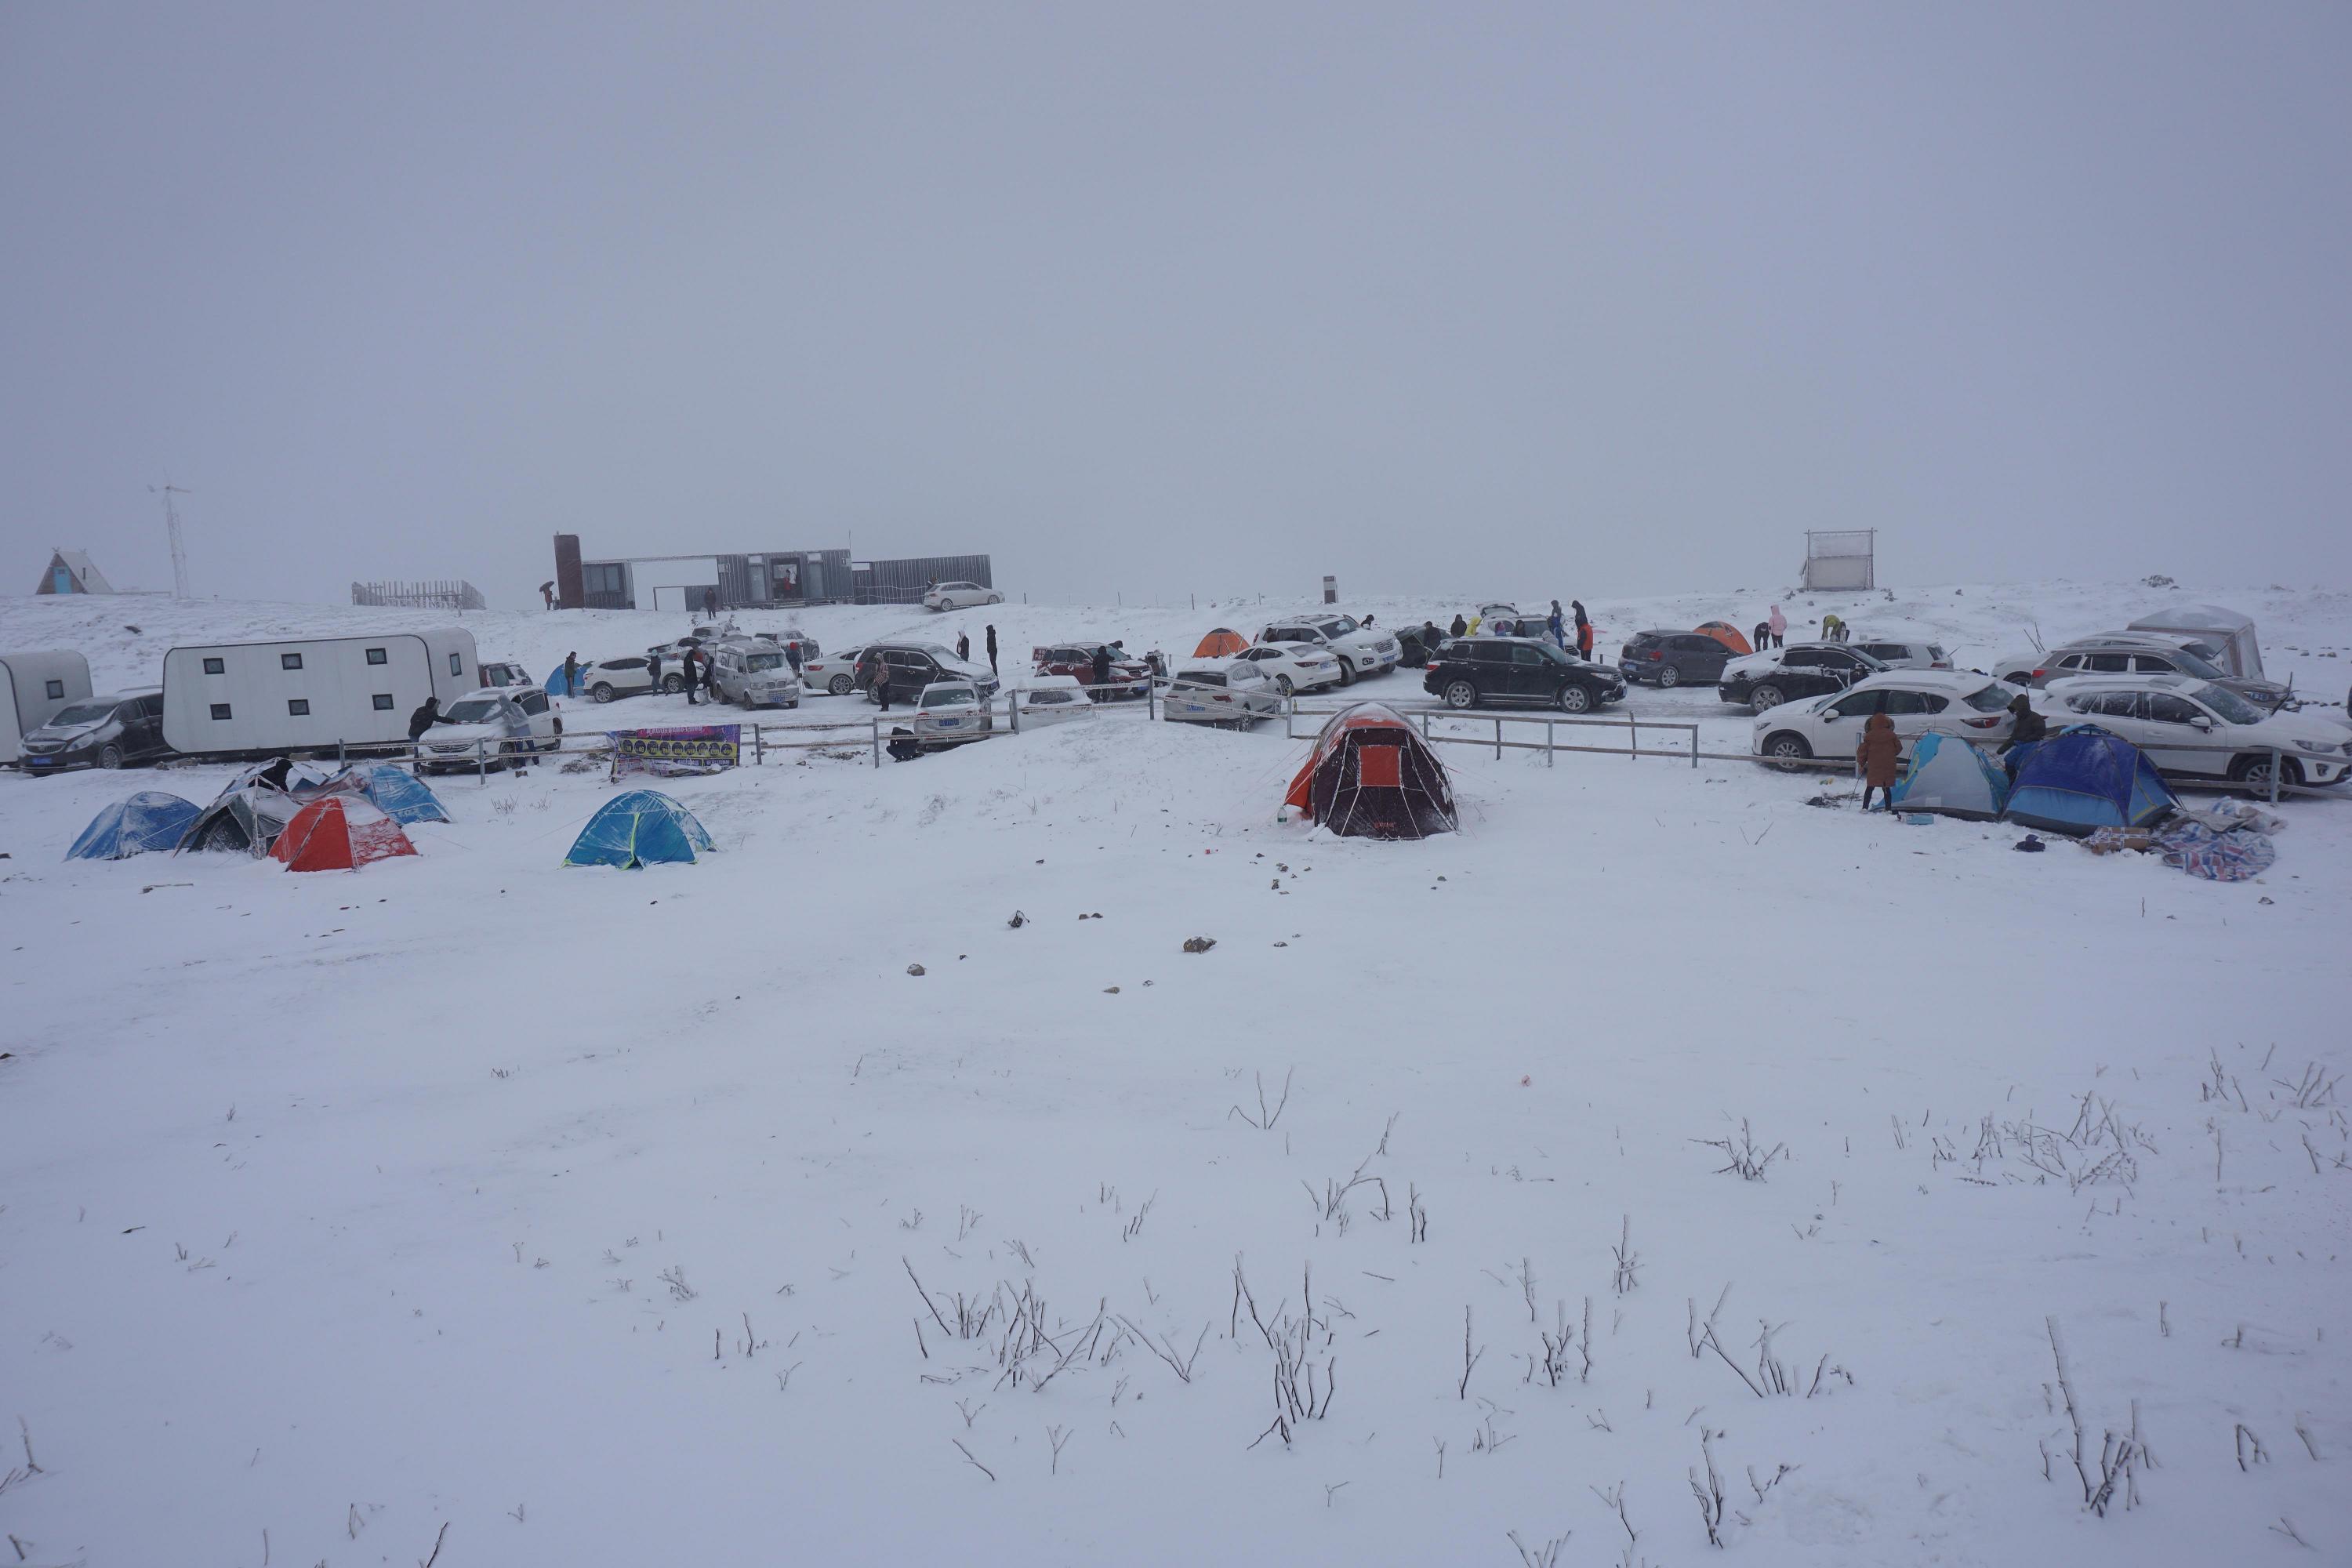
(563, 789, 715, 869)
(544, 662, 572, 696)
(314, 764, 451, 825)
(67, 791, 201, 860)
(1889, 732, 2009, 821)
(2004, 727, 2176, 837)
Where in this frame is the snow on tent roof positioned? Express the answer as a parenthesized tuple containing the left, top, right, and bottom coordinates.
(1693, 621, 1754, 655)
(563, 789, 717, 869)
(271, 796, 419, 873)
(1282, 701, 1457, 840)
(1887, 732, 2007, 821)
(2002, 726, 2176, 837)
(67, 792, 202, 860)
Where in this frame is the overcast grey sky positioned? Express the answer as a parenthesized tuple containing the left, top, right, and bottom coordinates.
(5, 2, 2347, 608)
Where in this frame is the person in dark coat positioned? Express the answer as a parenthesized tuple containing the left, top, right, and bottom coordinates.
(985, 624, 999, 673)
(956, 631, 971, 662)
(681, 645, 700, 704)
(1571, 601, 1593, 660)
(645, 648, 662, 695)
(1998, 693, 2048, 757)
(1753, 620, 1772, 652)
(784, 639, 803, 674)
(407, 697, 442, 741)
(872, 657, 893, 711)
(1857, 710, 1900, 811)
(562, 652, 579, 697)
(1090, 644, 1113, 701)
(702, 648, 720, 700)
(1450, 612, 1468, 637)
(702, 587, 718, 622)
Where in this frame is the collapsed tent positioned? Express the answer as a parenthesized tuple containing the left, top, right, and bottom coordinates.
(67, 791, 201, 860)
(178, 786, 307, 855)
(1282, 702, 1457, 840)
(270, 796, 418, 873)
(1192, 628, 1250, 659)
(2126, 604, 2263, 679)
(224, 757, 334, 795)
(314, 764, 450, 824)
(2003, 727, 2176, 837)
(1888, 732, 2009, 821)
(563, 789, 716, 868)
(1693, 620, 1754, 656)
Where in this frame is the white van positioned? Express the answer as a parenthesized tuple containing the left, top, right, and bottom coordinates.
(1, 650, 93, 764)
(162, 629, 479, 757)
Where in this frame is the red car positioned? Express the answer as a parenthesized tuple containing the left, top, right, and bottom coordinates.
(1032, 644, 1152, 700)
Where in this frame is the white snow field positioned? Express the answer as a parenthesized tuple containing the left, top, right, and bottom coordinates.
(1, 583, 2347, 1567)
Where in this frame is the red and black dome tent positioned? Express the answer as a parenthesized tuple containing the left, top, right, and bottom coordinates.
(1282, 702, 1457, 840)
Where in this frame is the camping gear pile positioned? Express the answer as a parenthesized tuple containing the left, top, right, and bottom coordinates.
(1282, 702, 1457, 840)
(2089, 799, 2285, 882)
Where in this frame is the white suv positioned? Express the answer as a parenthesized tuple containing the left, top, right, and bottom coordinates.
(1257, 615, 1399, 684)
(2042, 675, 2348, 791)
(418, 688, 562, 773)
(924, 581, 1004, 612)
(1751, 671, 2016, 767)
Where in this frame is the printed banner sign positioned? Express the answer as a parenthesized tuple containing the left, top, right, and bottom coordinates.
(609, 724, 742, 779)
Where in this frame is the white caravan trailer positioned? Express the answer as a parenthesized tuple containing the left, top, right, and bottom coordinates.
(162, 630, 479, 757)
(0, 650, 94, 764)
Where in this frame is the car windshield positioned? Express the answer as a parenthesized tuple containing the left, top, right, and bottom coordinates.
(923, 688, 975, 708)
(2193, 684, 2263, 724)
(1962, 683, 2010, 712)
(746, 652, 785, 671)
(2163, 648, 2228, 681)
(1319, 618, 1357, 636)
(49, 702, 114, 726)
(443, 699, 503, 723)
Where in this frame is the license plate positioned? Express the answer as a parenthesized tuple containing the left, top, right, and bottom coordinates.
(25, 757, 53, 768)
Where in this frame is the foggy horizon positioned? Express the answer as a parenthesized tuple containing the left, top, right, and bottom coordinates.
(5, 3, 2347, 611)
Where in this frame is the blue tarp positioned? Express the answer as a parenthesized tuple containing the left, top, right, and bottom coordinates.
(544, 662, 573, 696)
(67, 792, 201, 860)
(562, 789, 715, 869)
(1889, 732, 2009, 821)
(2004, 726, 2176, 837)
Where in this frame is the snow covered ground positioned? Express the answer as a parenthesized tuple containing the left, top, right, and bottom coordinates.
(1, 583, 2347, 1566)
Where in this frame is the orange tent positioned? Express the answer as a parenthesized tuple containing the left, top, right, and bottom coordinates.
(270, 796, 418, 873)
(1694, 620, 1754, 655)
(1282, 702, 1457, 839)
(1193, 627, 1250, 659)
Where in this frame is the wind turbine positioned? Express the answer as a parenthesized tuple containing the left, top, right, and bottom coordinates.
(150, 482, 192, 597)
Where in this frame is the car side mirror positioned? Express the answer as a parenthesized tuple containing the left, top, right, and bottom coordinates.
(2190, 715, 2213, 731)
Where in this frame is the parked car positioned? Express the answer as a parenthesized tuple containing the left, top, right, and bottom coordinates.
(1475, 603, 1520, 630)
(857, 643, 1000, 702)
(1256, 615, 1399, 684)
(907, 679, 995, 743)
(708, 641, 804, 709)
(1618, 630, 1737, 688)
(478, 661, 537, 688)
(760, 628, 820, 664)
(1749, 672, 2016, 767)
(1998, 637, 2295, 710)
(1228, 641, 1343, 695)
(1717, 643, 1889, 712)
(16, 688, 171, 771)
(924, 581, 1004, 612)
(1423, 637, 1624, 713)
(800, 645, 867, 698)
(416, 688, 563, 773)
(1014, 674, 1097, 727)
(1849, 640, 1951, 670)
(1033, 644, 1152, 699)
(1163, 659, 1282, 725)
(2042, 675, 2349, 791)
(581, 655, 658, 702)
(1392, 623, 1450, 666)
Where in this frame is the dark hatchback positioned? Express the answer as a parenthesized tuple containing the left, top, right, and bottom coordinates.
(1717, 643, 1888, 712)
(18, 690, 172, 771)
(1618, 630, 1737, 688)
(1423, 638, 1624, 713)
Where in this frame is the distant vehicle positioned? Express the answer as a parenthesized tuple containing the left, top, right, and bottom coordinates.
(1033, 644, 1152, 699)
(1163, 659, 1282, 725)
(1997, 637, 2295, 710)
(478, 661, 536, 688)
(1750, 672, 2016, 768)
(581, 655, 658, 702)
(1227, 641, 1342, 696)
(1392, 623, 1449, 667)
(907, 679, 995, 744)
(924, 581, 1004, 612)
(708, 641, 804, 710)
(1255, 615, 1399, 684)
(800, 645, 867, 698)
(761, 629, 820, 665)
(162, 630, 480, 758)
(2042, 675, 2348, 791)
(416, 688, 562, 774)
(1617, 630, 1737, 689)
(1849, 640, 1950, 670)
(1, 650, 93, 765)
(857, 643, 999, 702)
(1475, 603, 1520, 630)
(1716, 643, 1888, 713)
(16, 689, 170, 772)
(1014, 674, 1096, 727)
(1423, 637, 1624, 713)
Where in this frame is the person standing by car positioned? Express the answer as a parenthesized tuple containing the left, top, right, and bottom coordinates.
(681, 645, 700, 705)
(1090, 645, 1113, 701)
(1450, 612, 1468, 637)
(784, 640, 803, 677)
(1753, 619, 1772, 652)
(985, 624, 999, 674)
(1998, 692, 2048, 757)
(1547, 601, 1566, 648)
(563, 652, 579, 698)
(873, 658, 893, 711)
(1857, 710, 1900, 811)
(703, 648, 720, 701)
(407, 696, 443, 740)
(957, 630, 971, 661)
(646, 647, 662, 697)
(1572, 601, 1593, 660)
(1769, 605, 1788, 648)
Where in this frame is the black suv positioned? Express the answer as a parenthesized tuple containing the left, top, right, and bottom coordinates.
(1718, 643, 1887, 712)
(1423, 638, 1624, 713)
(1618, 630, 1737, 689)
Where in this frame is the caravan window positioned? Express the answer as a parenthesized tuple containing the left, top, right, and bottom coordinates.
(449, 653, 464, 677)
(45, 679, 65, 699)
(202, 657, 226, 674)
(366, 648, 389, 665)
(288, 699, 310, 716)
(210, 703, 233, 720)
(281, 652, 304, 670)
(372, 694, 395, 710)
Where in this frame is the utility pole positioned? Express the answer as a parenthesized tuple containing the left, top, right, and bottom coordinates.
(151, 482, 193, 597)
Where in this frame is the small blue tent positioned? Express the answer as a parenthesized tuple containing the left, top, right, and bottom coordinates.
(67, 791, 201, 860)
(2004, 727, 2176, 837)
(563, 789, 715, 868)
(544, 662, 578, 696)
(1889, 732, 2009, 821)
(319, 765, 451, 825)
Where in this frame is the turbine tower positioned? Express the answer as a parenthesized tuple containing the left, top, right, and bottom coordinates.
(151, 482, 192, 597)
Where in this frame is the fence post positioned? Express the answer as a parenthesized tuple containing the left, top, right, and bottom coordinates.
(753, 724, 765, 766)
(872, 717, 881, 768)
(1690, 725, 1698, 768)
(1629, 714, 1639, 760)
(476, 737, 488, 785)
(2270, 746, 2281, 806)
(1494, 717, 1502, 760)
(1546, 719, 1554, 767)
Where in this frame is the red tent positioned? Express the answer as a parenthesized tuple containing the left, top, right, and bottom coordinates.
(1282, 702, 1457, 839)
(270, 796, 418, 873)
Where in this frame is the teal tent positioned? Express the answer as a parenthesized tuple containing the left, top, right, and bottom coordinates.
(67, 791, 201, 860)
(1889, 732, 2009, 821)
(563, 789, 715, 868)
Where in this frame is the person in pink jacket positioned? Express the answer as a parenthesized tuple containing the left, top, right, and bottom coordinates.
(1767, 605, 1788, 648)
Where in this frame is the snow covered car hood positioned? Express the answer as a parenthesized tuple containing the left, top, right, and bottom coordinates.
(1722, 652, 1780, 679)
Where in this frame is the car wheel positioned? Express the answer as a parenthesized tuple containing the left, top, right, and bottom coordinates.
(1657, 663, 1681, 689)
(1336, 657, 1356, 687)
(2230, 753, 2303, 795)
(989, 593, 1004, 605)
(828, 674, 854, 696)
(1273, 674, 1293, 697)
(1443, 679, 1479, 710)
(591, 684, 615, 703)
(1750, 683, 1785, 712)
(98, 742, 125, 769)
(1556, 683, 1592, 714)
(1762, 731, 1813, 771)
(662, 674, 685, 695)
